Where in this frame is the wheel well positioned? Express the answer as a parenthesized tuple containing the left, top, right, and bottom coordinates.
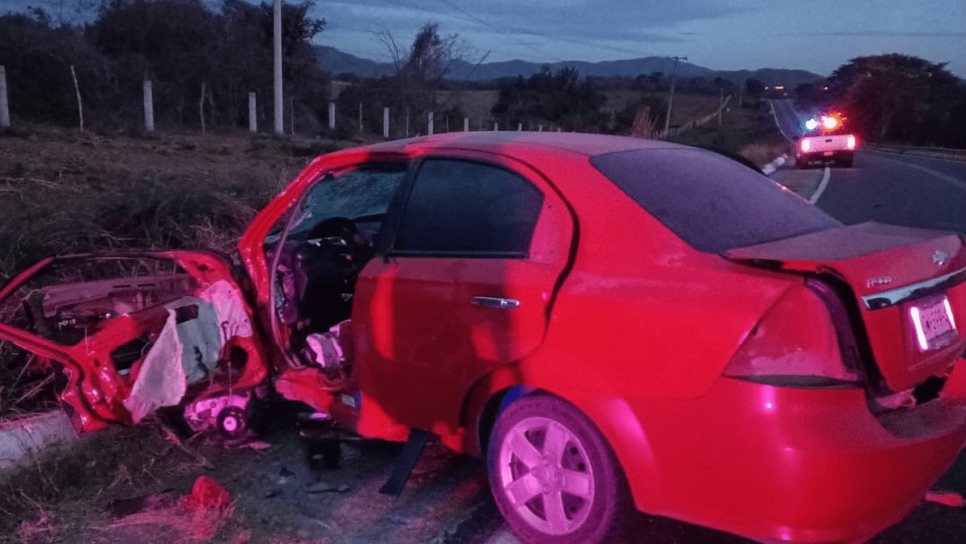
(477, 385, 534, 456)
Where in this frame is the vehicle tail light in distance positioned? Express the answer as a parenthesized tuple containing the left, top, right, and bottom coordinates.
(847, 135, 857, 149)
(801, 138, 811, 152)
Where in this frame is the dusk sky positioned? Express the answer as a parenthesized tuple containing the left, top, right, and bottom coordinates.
(320, 0, 966, 76)
(4, 0, 965, 76)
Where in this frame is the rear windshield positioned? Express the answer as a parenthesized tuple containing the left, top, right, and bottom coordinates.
(591, 148, 841, 253)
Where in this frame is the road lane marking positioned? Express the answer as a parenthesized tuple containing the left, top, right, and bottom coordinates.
(871, 152, 966, 193)
(810, 167, 831, 204)
(769, 100, 795, 143)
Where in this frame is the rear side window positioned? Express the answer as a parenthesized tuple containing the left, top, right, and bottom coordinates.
(393, 159, 544, 256)
(591, 148, 841, 253)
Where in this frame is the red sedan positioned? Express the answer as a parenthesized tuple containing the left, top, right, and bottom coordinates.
(1, 133, 964, 543)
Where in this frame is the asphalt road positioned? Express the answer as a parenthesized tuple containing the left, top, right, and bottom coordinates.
(770, 99, 966, 234)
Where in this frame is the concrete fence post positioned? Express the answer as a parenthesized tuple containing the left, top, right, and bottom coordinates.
(463, 117, 469, 132)
(493, 122, 498, 131)
(517, 122, 522, 131)
(358, 102, 363, 134)
(0, 65, 9, 128)
(538, 124, 543, 132)
(428, 111, 434, 135)
(328, 102, 335, 130)
(143, 80, 155, 132)
(248, 92, 257, 133)
(383, 107, 390, 138)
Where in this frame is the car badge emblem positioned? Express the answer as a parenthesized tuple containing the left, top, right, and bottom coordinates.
(932, 250, 949, 267)
(866, 276, 893, 289)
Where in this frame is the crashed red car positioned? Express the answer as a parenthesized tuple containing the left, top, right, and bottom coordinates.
(2, 133, 964, 543)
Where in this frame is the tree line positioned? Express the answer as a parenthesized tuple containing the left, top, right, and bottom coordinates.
(796, 54, 966, 148)
(0, 0, 329, 133)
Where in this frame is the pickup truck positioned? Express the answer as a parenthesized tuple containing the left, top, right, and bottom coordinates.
(797, 114, 857, 168)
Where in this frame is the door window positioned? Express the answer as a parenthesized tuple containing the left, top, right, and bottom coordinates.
(393, 159, 544, 257)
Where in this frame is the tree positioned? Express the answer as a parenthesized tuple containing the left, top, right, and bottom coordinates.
(823, 54, 964, 144)
(744, 78, 765, 97)
(491, 66, 607, 131)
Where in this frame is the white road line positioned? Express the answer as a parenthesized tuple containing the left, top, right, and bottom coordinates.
(809, 167, 831, 204)
(871, 152, 966, 192)
(769, 100, 794, 143)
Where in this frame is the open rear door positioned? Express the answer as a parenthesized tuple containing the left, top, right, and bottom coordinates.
(0, 252, 268, 432)
(727, 222, 966, 393)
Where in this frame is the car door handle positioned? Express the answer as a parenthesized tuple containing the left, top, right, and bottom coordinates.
(471, 296, 520, 309)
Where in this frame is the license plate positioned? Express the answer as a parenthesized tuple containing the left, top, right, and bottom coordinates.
(823, 151, 834, 156)
(910, 297, 957, 351)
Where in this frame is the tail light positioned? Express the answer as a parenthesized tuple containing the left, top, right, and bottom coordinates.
(847, 135, 857, 149)
(801, 139, 811, 152)
(724, 283, 861, 387)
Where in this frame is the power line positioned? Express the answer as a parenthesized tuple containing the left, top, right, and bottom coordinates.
(374, 0, 564, 62)
(434, 0, 653, 59)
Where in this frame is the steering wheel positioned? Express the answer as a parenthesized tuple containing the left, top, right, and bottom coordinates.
(307, 217, 362, 248)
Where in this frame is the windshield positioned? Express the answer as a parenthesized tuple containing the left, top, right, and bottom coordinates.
(591, 148, 842, 253)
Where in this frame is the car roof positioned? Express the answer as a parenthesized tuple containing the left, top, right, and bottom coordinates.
(357, 131, 690, 159)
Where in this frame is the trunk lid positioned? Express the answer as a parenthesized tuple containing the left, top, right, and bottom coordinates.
(726, 222, 966, 392)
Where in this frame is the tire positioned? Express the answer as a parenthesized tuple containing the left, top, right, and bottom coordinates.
(487, 394, 633, 544)
(839, 153, 854, 168)
(796, 155, 808, 169)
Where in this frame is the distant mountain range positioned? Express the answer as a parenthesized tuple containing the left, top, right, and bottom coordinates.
(314, 45, 823, 86)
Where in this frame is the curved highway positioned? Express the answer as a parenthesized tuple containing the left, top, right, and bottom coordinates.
(771, 99, 966, 234)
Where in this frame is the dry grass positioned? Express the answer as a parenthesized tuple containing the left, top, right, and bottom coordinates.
(0, 125, 354, 418)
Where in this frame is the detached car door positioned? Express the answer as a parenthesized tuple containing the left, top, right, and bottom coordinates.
(353, 152, 574, 439)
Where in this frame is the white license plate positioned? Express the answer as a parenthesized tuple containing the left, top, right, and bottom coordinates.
(823, 151, 835, 156)
(910, 298, 957, 351)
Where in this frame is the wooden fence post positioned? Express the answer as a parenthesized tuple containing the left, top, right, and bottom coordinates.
(428, 111, 434, 135)
(383, 107, 390, 138)
(328, 102, 335, 130)
(463, 117, 469, 132)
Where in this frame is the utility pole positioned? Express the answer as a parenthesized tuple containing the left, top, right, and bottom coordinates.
(272, 0, 283, 135)
(663, 55, 687, 136)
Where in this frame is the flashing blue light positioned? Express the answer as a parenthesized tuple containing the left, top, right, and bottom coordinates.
(804, 118, 819, 131)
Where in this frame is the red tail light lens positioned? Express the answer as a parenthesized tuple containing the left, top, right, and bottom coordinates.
(801, 139, 811, 152)
(724, 284, 860, 387)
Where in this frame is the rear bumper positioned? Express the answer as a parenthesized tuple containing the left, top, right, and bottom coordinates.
(799, 150, 852, 162)
(625, 360, 966, 543)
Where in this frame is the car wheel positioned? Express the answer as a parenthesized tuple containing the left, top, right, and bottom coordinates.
(487, 394, 633, 544)
(796, 156, 808, 169)
(840, 154, 854, 168)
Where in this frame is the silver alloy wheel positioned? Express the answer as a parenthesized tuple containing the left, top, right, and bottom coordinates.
(496, 416, 596, 536)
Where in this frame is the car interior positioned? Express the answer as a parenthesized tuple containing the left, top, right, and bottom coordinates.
(264, 163, 407, 372)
